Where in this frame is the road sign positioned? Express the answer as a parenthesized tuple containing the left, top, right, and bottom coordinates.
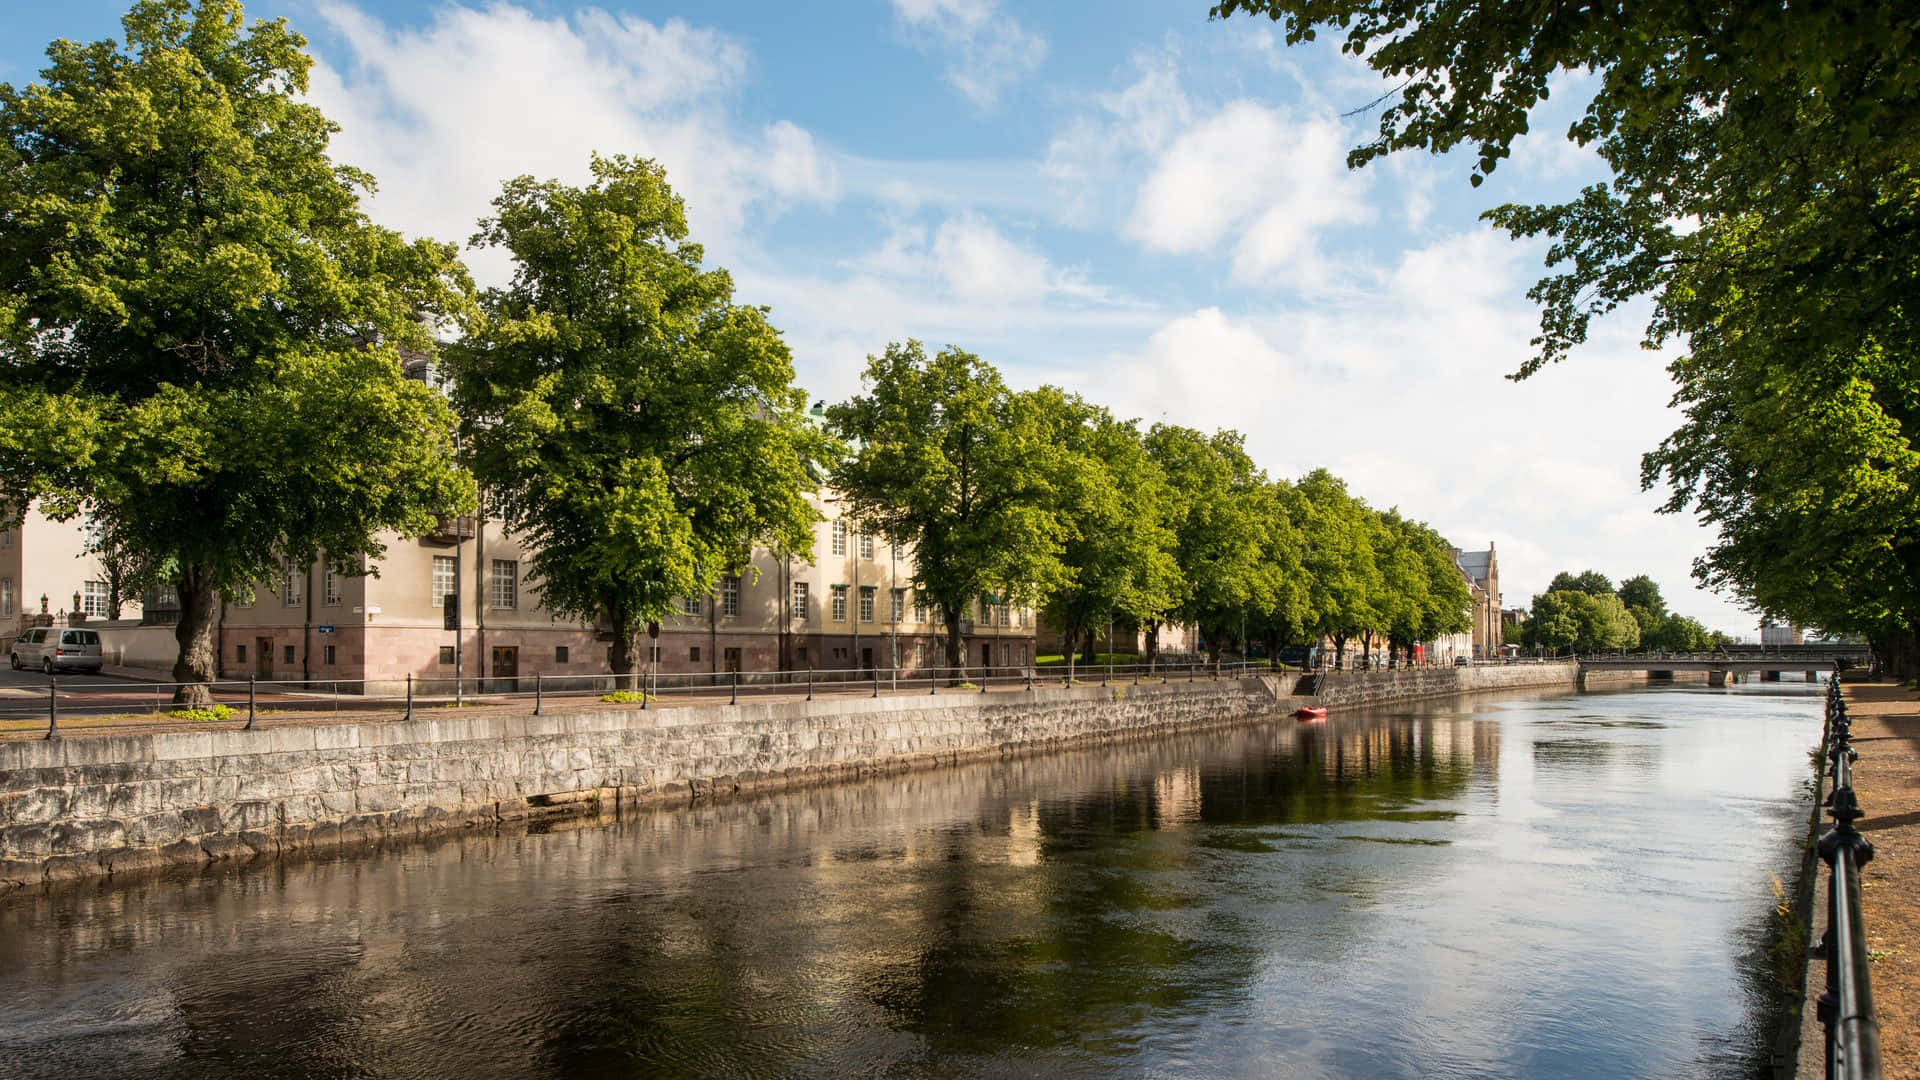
(317, 625, 335, 635)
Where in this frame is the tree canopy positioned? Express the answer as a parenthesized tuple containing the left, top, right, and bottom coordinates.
(447, 155, 831, 678)
(0, 0, 474, 699)
(827, 341, 1067, 671)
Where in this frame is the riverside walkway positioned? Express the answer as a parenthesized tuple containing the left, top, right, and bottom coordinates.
(1828, 681, 1920, 1079)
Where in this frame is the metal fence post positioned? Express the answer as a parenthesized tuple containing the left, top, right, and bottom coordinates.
(930, 668, 937, 696)
(405, 672, 414, 722)
(246, 675, 256, 730)
(642, 670, 650, 710)
(534, 672, 543, 716)
(730, 669, 738, 706)
(873, 669, 880, 698)
(807, 666, 814, 702)
(45, 671, 58, 741)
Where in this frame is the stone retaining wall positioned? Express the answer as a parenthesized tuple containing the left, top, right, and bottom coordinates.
(1309, 662, 1581, 707)
(0, 679, 1284, 890)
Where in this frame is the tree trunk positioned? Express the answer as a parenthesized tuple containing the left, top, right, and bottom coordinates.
(943, 605, 965, 679)
(1079, 627, 1097, 666)
(171, 565, 219, 705)
(1332, 633, 1347, 670)
(607, 612, 638, 691)
(1146, 621, 1160, 669)
(1202, 624, 1221, 666)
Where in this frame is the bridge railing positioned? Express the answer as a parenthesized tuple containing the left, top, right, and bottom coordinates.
(1817, 671, 1881, 1080)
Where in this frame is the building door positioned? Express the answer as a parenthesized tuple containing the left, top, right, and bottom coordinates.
(860, 646, 872, 673)
(255, 637, 273, 678)
(724, 647, 742, 673)
(980, 643, 990, 672)
(490, 646, 518, 693)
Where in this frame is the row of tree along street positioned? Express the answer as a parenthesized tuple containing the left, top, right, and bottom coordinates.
(1208, 1, 1920, 674)
(0, 0, 1467, 702)
(1517, 571, 1726, 656)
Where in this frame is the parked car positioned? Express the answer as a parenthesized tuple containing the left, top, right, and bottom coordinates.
(1454, 655, 1471, 667)
(9, 627, 104, 673)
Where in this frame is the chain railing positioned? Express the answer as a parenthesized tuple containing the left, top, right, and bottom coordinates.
(1817, 670, 1881, 1080)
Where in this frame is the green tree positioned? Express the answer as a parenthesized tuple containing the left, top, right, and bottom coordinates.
(1576, 592, 1641, 652)
(828, 342, 1067, 673)
(1143, 426, 1278, 665)
(1379, 512, 1471, 663)
(1027, 390, 1179, 670)
(1547, 570, 1615, 597)
(1247, 479, 1314, 660)
(1616, 575, 1665, 616)
(448, 156, 831, 682)
(1523, 592, 1582, 655)
(0, 0, 474, 702)
(1297, 469, 1384, 667)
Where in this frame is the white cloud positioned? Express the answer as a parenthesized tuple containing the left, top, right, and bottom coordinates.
(305, 2, 831, 280)
(1128, 100, 1372, 286)
(890, 0, 1047, 109)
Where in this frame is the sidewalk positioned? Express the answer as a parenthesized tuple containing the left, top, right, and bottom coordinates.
(1838, 680, 1920, 1078)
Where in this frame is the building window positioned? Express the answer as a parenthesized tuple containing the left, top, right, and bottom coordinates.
(916, 642, 929, 667)
(797, 645, 809, 666)
(0, 528, 11, 547)
(858, 532, 874, 560)
(236, 644, 247, 662)
(721, 575, 741, 617)
(792, 581, 810, 622)
(323, 644, 337, 665)
(648, 645, 662, 664)
(282, 644, 295, 664)
(831, 519, 847, 556)
(914, 593, 928, 624)
(979, 597, 991, 623)
(0, 577, 12, 618)
(1002, 644, 1012, 666)
(323, 569, 341, 606)
(490, 560, 517, 610)
(439, 646, 455, 664)
(831, 584, 848, 621)
(690, 646, 702, 663)
(82, 581, 110, 618)
(281, 560, 301, 607)
(432, 556, 455, 604)
(891, 588, 905, 622)
(682, 595, 702, 617)
(554, 645, 569, 663)
(859, 586, 875, 622)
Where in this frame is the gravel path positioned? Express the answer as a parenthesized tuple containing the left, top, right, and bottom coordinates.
(1839, 680, 1920, 1079)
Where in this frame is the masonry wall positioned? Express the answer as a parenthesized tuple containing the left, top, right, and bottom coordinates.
(0, 680, 1281, 889)
(1308, 662, 1582, 707)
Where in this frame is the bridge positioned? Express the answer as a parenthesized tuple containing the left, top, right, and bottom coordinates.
(1576, 645, 1870, 689)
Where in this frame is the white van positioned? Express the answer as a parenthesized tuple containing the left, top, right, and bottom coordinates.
(9, 627, 105, 674)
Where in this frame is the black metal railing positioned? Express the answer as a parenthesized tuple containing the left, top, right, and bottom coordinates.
(1817, 671, 1881, 1080)
(4, 660, 1293, 738)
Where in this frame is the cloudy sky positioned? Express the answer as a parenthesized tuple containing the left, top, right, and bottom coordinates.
(1, 0, 1761, 635)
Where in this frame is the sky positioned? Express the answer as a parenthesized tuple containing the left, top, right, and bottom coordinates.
(0, 0, 1763, 637)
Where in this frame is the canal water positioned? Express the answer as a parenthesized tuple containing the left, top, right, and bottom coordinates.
(0, 681, 1821, 1079)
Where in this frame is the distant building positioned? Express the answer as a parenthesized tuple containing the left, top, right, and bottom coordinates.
(1453, 543, 1503, 659)
(1760, 621, 1804, 647)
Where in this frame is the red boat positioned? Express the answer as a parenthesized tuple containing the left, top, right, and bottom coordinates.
(1294, 706, 1327, 721)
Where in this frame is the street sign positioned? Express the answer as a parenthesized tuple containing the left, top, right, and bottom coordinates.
(443, 593, 460, 631)
(317, 625, 335, 635)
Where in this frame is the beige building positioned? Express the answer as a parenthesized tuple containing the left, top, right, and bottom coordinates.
(0, 508, 142, 646)
(218, 489, 1037, 688)
(1454, 544, 1503, 659)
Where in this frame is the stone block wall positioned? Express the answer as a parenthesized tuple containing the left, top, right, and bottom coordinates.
(1310, 662, 1580, 707)
(0, 679, 1278, 889)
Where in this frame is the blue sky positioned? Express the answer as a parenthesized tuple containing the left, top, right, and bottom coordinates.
(0, 0, 1761, 635)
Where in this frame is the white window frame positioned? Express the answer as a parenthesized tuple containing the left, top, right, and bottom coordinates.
(859, 586, 875, 622)
(683, 595, 703, 617)
(490, 559, 518, 610)
(431, 556, 455, 604)
(721, 575, 741, 617)
(82, 580, 110, 618)
(891, 588, 905, 623)
(914, 593, 928, 624)
(792, 581, 810, 622)
(831, 584, 848, 622)
(1, 577, 13, 618)
(323, 568, 341, 606)
(831, 519, 847, 557)
(281, 560, 301, 607)
(858, 532, 874, 560)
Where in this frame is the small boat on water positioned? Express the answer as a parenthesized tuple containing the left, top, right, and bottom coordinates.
(1294, 706, 1327, 721)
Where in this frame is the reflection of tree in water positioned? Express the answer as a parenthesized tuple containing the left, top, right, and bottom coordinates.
(1199, 717, 1487, 827)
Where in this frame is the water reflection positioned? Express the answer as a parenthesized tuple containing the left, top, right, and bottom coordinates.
(0, 683, 1819, 1079)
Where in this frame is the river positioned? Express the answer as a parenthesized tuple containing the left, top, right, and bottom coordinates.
(0, 680, 1821, 1078)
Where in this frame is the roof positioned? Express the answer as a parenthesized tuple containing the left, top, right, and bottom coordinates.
(1456, 548, 1494, 582)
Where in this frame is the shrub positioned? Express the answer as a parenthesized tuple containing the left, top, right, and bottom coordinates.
(170, 704, 236, 724)
(600, 690, 649, 704)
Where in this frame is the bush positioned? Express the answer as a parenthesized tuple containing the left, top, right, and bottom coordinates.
(600, 690, 649, 704)
(170, 704, 236, 723)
